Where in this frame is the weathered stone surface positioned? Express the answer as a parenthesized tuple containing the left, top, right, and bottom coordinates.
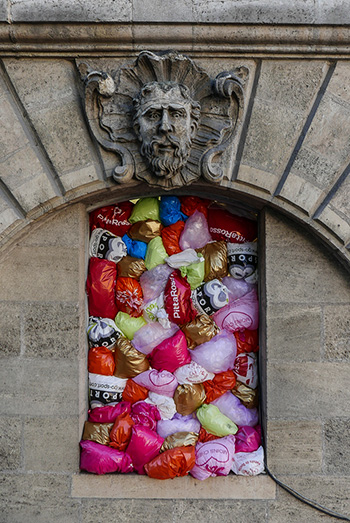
(324, 419, 350, 475)
(317, 0, 350, 25)
(0, 473, 81, 523)
(316, 204, 350, 244)
(0, 417, 22, 471)
(331, 174, 350, 220)
(238, 60, 327, 192)
(172, 499, 268, 523)
(133, 0, 193, 22)
(0, 245, 79, 302)
(81, 499, 174, 523)
(11, 0, 132, 22)
(266, 420, 322, 474)
(0, 0, 7, 20)
(0, 204, 19, 237)
(267, 362, 350, 419)
(266, 304, 322, 362)
(324, 304, 350, 361)
(23, 417, 79, 472)
(0, 302, 21, 357)
(4, 59, 100, 189)
(0, 358, 79, 416)
(278, 173, 324, 215)
(265, 210, 350, 304)
(23, 303, 79, 359)
(192, 0, 316, 24)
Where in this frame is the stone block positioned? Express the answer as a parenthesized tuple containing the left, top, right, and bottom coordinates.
(172, 499, 268, 523)
(324, 419, 350, 475)
(133, 0, 193, 22)
(264, 211, 350, 304)
(0, 358, 79, 416)
(278, 173, 323, 215)
(0, 245, 79, 302)
(331, 175, 350, 219)
(266, 304, 322, 362)
(0, 302, 21, 357)
(192, 0, 316, 24)
(324, 304, 350, 361)
(317, 0, 350, 25)
(0, 0, 7, 20)
(0, 417, 22, 470)
(22, 302, 79, 359)
(81, 499, 174, 523)
(269, 476, 350, 519)
(0, 207, 19, 238)
(11, 0, 132, 22)
(236, 164, 278, 195)
(23, 416, 79, 472)
(267, 362, 350, 419)
(0, 473, 80, 523)
(316, 205, 350, 244)
(266, 420, 322, 474)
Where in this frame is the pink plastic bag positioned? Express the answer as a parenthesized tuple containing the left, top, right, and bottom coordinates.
(126, 425, 163, 474)
(149, 330, 191, 373)
(131, 401, 161, 431)
(157, 413, 201, 439)
(235, 426, 261, 453)
(222, 276, 257, 302)
(231, 446, 265, 476)
(80, 440, 133, 475)
(179, 211, 212, 250)
(132, 322, 179, 355)
(234, 353, 259, 389)
(140, 263, 173, 303)
(88, 401, 131, 424)
(174, 362, 215, 384)
(190, 330, 237, 374)
(190, 435, 236, 480)
(133, 369, 178, 397)
(213, 290, 259, 332)
(212, 392, 259, 427)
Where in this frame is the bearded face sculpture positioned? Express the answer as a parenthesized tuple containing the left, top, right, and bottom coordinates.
(133, 82, 200, 179)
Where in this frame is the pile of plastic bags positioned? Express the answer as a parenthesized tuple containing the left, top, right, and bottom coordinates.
(81, 196, 264, 480)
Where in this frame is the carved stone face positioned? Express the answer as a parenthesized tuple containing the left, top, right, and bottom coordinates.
(134, 83, 199, 179)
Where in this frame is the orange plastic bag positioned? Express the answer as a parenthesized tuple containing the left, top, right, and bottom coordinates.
(198, 427, 220, 443)
(234, 329, 259, 354)
(109, 411, 134, 451)
(144, 445, 196, 479)
(88, 346, 115, 376)
(115, 277, 143, 317)
(180, 196, 210, 218)
(161, 220, 185, 256)
(203, 370, 237, 403)
(122, 379, 149, 403)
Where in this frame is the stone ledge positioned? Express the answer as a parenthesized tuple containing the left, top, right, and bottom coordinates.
(71, 473, 276, 499)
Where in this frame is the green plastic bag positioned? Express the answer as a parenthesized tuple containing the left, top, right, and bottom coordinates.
(129, 197, 160, 224)
(180, 255, 205, 290)
(145, 236, 168, 271)
(196, 404, 238, 437)
(114, 312, 146, 340)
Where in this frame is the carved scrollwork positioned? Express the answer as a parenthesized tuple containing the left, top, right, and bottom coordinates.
(78, 52, 248, 189)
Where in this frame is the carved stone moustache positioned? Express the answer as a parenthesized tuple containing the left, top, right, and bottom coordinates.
(78, 51, 248, 189)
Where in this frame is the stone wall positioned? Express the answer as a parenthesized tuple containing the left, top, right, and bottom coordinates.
(0, 199, 349, 522)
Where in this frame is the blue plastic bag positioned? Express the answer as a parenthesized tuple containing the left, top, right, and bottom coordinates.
(122, 234, 147, 259)
(160, 196, 187, 227)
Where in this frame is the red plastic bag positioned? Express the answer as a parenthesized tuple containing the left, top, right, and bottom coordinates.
(86, 258, 118, 319)
(161, 220, 185, 256)
(164, 270, 197, 325)
(126, 425, 163, 474)
(109, 411, 134, 451)
(115, 277, 143, 317)
(88, 346, 115, 376)
(122, 379, 148, 403)
(198, 427, 220, 443)
(149, 330, 191, 373)
(203, 370, 237, 403)
(89, 202, 133, 237)
(180, 196, 210, 218)
(88, 401, 131, 424)
(235, 329, 259, 354)
(145, 445, 196, 479)
(80, 440, 133, 475)
(208, 207, 257, 243)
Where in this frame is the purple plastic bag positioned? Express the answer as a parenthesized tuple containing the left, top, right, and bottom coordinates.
(190, 435, 236, 480)
(179, 211, 212, 251)
(132, 322, 179, 355)
(235, 425, 261, 453)
(213, 289, 259, 332)
(140, 263, 173, 303)
(191, 330, 237, 374)
(157, 412, 201, 439)
(133, 369, 178, 397)
(80, 440, 133, 475)
(212, 392, 259, 427)
(222, 276, 257, 302)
